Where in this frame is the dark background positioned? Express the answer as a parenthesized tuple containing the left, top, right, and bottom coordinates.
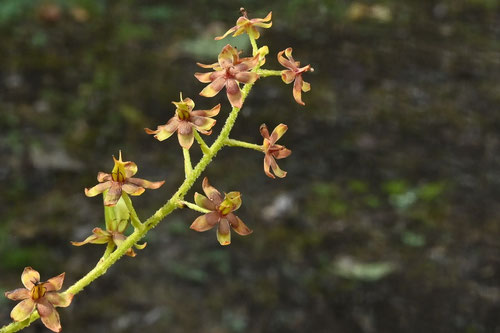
(1, 0, 500, 332)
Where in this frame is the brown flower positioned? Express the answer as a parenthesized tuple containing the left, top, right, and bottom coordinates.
(215, 8, 272, 40)
(145, 93, 220, 149)
(190, 177, 252, 245)
(278, 48, 314, 106)
(260, 123, 292, 178)
(5, 267, 73, 332)
(195, 44, 260, 108)
(85, 151, 164, 206)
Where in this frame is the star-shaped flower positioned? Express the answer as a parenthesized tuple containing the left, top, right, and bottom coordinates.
(85, 151, 165, 207)
(278, 47, 314, 106)
(5, 267, 73, 332)
(195, 44, 260, 108)
(215, 8, 272, 40)
(190, 177, 252, 245)
(260, 123, 292, 178)
(145, 93, 220, 149)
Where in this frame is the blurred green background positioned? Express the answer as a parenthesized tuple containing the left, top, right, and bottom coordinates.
(1, 0, 500, 332)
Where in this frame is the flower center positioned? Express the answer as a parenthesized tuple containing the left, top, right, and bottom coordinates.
(31, 284, 46, 301)
(112, 161, 126, 182)
(176, 107, 190, 121)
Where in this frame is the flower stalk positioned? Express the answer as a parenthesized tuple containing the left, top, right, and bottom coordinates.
(225, 138, 263, 152)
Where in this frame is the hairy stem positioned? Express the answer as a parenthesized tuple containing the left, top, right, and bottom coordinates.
(225, 138, 263, 152)
(179, 200, 212, 214)
(256, 69, 283, 77)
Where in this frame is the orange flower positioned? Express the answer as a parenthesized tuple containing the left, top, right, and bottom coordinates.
(190, 177, 252, 245)
(215, 8, 272, 40)
(260, 123, 292, 178)
(5, 267, 73, 332)
(145, 93, 220, 149)
(85, 151, 164, 206)
(278, 48, 314, 106)
(195, 44, 260, 108)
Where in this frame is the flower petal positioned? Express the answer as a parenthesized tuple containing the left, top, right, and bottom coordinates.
(21, 267, 40, 290)
(196, 62, 220, 69)
(194, 192, 216, 211)
(293, 75, 305, 106)
(227, 213, 253, 236)
(270, 155, 287, 178)
(97, 172, 112, 182)
(214, 26, 237, 40)
(200, 77, 226, 98)
(270, 124, 288, 144)
(247, 26, 260, 39)
(44, 292, 73, 308)
(254, 21, 272, 28)
(145, 117, 180, 142)
(10, 298, 36, 322)
(191, 104, 221, 118)
(177, 122, 195, 149)
(71, 227, 111, 246)
(104, 182, 122, 207)
(202, 177, 223, 204)
(122, 183, 146, 196)
(44, 273, 65, 292)
(191, 116, 216, 133)
(302, 80, 311, 92)
(234, 55, 260, 72)
(264, 154, 275, 179)
(219, 191, 242, 213)
(85, 181, 112, 197)
(127, 178, 165, 189)
(226, 79, 242, 108)
(37, 299, 61, 333)
(281, 70, 296, 84)
(190, 212, 219, 232)
(259, 123, 270, 139)
(234, 72, 259, 84)
(5, 288, 30, 301)
(274, 147, 292, 159)
(217, 219, 231, 245)
(278, 48, 295, 70)
(124, 161, 138, 178)
(194, 72, 214, 83)
(218, 44, 237, 68)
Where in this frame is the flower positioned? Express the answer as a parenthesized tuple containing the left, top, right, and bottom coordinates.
(215, 8, 272, 40)
(71, 227, 146, 257)
(72, 197, 146, 256)
(190, 177, 252, 245)
(195, 44, 260, 108)
(260, 123, 292, 178)
(85, 151, 165, 207)
(145, 93, 220, 149)
(278, 48, 314, 106)
(5, 267, 73, 332)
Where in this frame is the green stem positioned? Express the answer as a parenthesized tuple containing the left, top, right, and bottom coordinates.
(249, 36, 258, 55)
(183, 148, 193, 177)
(178, 200, 212, 214)
(121, 193, 143, 231)
(0, 45, 260, 333)
(225, 138, 263, 152)
(256, 69, 283, 77)
(193, 131, 210, 154)
(99, 242, 116, 263)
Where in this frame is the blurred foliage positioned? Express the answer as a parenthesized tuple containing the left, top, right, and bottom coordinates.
(1, 0, 500, 332)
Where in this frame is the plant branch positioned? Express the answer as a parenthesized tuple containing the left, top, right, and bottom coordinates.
(256, 69, 282, 77)
(178, 200, 212, 214)
(225, 138, 263, 152)
(1, 35, 259, 333)
(194, 131, 210, 154)
(183, 148, 193, 177)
